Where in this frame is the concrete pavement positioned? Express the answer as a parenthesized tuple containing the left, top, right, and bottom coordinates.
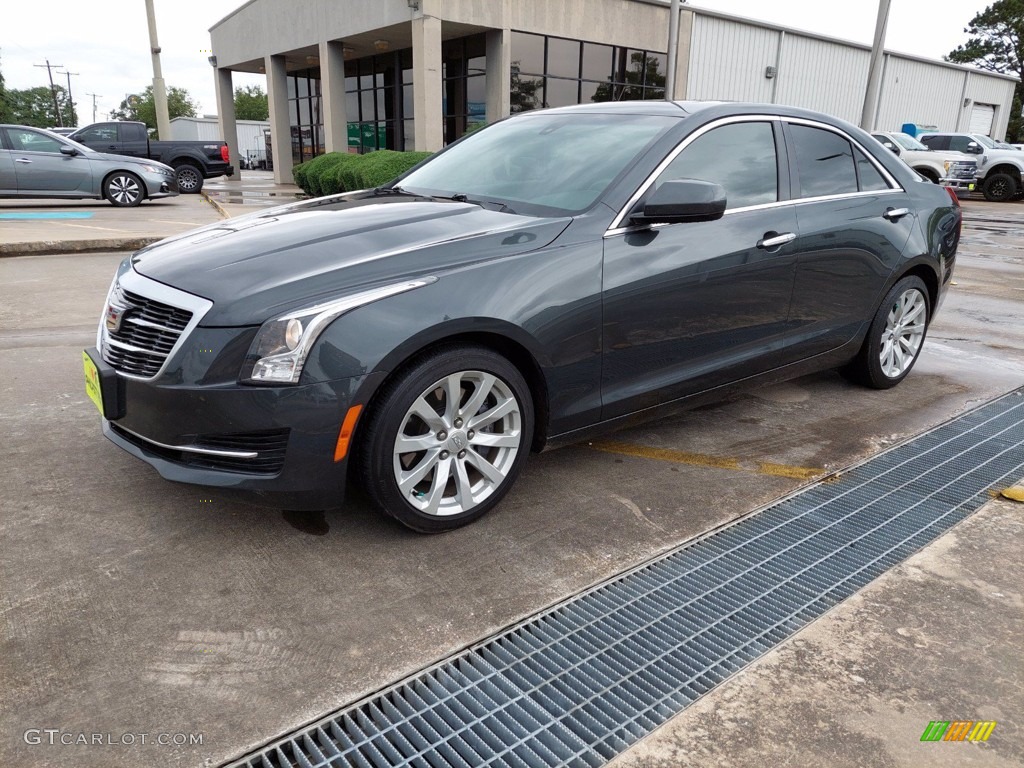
(0, 201, 1022, 767)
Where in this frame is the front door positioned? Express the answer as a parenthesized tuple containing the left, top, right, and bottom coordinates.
(601, 119, 801, 419)
(5, 128, 92, 194)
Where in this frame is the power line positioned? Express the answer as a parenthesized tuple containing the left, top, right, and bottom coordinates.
(32, 59, 64, 127)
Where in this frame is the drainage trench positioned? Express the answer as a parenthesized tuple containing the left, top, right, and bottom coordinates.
(228, 389, 1024, 768)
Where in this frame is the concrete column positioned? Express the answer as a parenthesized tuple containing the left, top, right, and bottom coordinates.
(214, 67, 239, 177)
(672, 10, 694, 100)
(320, 40, 349, 154)
(265, 54, 293, 184)
(412, 15, 444, 152)
(485, 28, 511, 123)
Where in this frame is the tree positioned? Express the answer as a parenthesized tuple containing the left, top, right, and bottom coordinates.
(0, 49, 8, 123)
(111, 85, 199, 133)
(947, 0, 1024, 141)
(3, 85, 72, 128)
(509, 63, 541, 113)
(234, 84, 268, 120)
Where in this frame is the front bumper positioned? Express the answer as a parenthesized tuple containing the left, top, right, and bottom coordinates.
(142, 171, 179, 200)
(92, 344, 380, 509)
(939, 177, 976, 196)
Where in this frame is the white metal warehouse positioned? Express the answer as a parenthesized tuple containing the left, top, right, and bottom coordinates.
(208, 0, 1018, 183)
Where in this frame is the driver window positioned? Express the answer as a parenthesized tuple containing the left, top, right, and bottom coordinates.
(653, 122, 778, 210)
(77, 125, 118, 143)
(7, 129, 63, 154)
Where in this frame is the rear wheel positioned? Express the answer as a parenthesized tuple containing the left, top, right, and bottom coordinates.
(358, 346, 534, 532)
(982, 172, 1017, 202)
(174, 162, 204, 194)
(104, 172, 144, 207)
(842, 276, 930, 389)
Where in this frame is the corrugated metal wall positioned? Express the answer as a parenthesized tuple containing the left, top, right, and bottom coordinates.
(684, 10, 1017, 138)
(169, 118, 270, 153)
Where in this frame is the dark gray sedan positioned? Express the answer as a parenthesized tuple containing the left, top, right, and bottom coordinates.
(0, 125, 177, 206)
(84, 101, 961, 531)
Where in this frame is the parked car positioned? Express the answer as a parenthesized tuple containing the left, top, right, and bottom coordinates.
(918, 132, 1024, 201)
(84, 101, 961, 531)
(0, 124, 177, 206)
(68, 120, 233, 194)
(871, 130, 977, 195)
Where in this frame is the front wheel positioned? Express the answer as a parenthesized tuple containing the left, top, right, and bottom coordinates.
(842, 276, 930, 389)
(104, 172, 144, 207)
(982, 172, 1017, 202)
(174, 163, 204, 194)
(358, 346, 534, 532)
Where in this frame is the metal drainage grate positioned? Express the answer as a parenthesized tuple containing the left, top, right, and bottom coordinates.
(228, 389, 1024, 768)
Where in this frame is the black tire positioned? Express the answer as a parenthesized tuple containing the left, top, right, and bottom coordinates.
(842, 275, 930, 390)
(103, 171, 145, 207)
(357, 345, 534, 533)
(174, 163, 204, 194)
(982, 172, 1017, 202)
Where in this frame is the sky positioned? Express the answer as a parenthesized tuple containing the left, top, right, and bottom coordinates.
(0, 0, 996, 125)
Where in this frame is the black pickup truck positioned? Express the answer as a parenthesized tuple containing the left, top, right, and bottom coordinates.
(68, 121, 233, 193)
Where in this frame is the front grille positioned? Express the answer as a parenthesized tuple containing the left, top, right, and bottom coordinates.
(103, 289, 193, 377)
(948, 161, 977, 180)
(110, 424, 290, 475)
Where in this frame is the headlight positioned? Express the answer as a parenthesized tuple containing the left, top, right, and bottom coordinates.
(138, 164, 163, 173)
(241, 278, 436, 384)
(943, 161, 951, 174)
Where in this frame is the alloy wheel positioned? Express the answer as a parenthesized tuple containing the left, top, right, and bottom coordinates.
(109, 175, 141, 205)
(392, 370, 522, 517)
(176, 167, 201, 192)
(879, 288, 927, 378)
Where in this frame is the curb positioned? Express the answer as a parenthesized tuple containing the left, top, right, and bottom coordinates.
(200, 190, 231, 220)
(0, 237, 163, 259)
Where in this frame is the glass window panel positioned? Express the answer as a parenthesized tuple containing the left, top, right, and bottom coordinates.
(403, 85, 415, 118)
(582, 42, 614, 82)
(656, 121, 778, 209)
(361, 89, 376, 120)
(297, 76, 309, 98)
(468, 56, 486, 76)
(547, 37, 580, 79)
(345, 75, 357, 91)
(311, 95, 322, 124)
(790, 124, 858, 197)
(510, 71, 542, 113)
(544, 77, 579, 109)
(346, 91, 359, 120)
(581, 80, 605, 104)
(287, 76, 297, 99)
(645, 52, 667, 88)
(379, 88, 393, 121)
(511, 31, 545, 75)
(855, 147, 890, 191)
(360, 73, 373, 89)
(289, 99, 299, 126)
(466, 74, 486, 103)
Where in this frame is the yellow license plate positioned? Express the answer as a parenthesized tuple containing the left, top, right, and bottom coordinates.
(83, 351, 104, 417)
(968, 183, 975, 191)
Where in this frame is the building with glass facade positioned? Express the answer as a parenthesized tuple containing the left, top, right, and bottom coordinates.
(209, 0, 1017, 184)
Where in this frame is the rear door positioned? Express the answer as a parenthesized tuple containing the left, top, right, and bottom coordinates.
(784, 120, 915, 357)
(118, 122, 150, 157)
(5, 127, 92, 194)
(0, 131, 17, 193)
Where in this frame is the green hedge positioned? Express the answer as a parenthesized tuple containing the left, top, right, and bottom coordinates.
(293, 150, 433, 197)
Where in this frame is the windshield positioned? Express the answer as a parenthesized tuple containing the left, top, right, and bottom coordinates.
(397, 112, 678, 216)
(973, 134, 998, 149)
(890, 132, 927, 151)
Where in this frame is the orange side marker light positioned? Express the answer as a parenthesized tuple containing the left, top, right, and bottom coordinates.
(334, 404, 364, 462)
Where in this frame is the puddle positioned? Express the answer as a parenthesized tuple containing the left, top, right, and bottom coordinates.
(282, 510, 330, 535)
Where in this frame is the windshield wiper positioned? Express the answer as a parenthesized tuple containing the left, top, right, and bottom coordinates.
(440, 193, 517, 214)
(371, 185, 417, 197)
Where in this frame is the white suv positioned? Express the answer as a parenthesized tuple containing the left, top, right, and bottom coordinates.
(920, 132, 1023, 202)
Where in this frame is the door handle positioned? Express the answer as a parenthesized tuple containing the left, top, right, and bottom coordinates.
(14, 158, 32, 164)
(108, 145, 118, 150)
(757, 232, 796, 249)
(883, 207, 910, 221)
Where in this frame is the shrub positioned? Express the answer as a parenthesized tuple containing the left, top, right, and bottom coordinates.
(292, 150, 433, 197)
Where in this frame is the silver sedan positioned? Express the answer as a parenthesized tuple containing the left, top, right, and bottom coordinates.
(0, 125, 178, 207)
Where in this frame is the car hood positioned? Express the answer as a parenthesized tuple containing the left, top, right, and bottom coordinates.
(87, 151, 169, 170)
(923, 150, 977, 164)
(131, 195, 571, 326)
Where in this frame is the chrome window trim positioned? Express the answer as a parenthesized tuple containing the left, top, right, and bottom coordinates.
(97, 267, 213, 382)
(606, 114, 906, 237)
(109, 423, 259, 459)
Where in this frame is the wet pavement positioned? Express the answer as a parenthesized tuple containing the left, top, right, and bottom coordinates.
(202, 170, 304, 214)
(0, 199, 1021, 767)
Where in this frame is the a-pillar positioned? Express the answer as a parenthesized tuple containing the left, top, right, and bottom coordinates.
(265, 54, 293, 184)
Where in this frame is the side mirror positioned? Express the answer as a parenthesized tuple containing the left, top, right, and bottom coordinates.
(59, 145, 78, 156)
(965, 142, 983, 155)
(882, 141, 900, 155)
(632, 179, 727, 225)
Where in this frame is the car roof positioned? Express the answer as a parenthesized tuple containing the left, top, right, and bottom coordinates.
(533, 100, 864, 129)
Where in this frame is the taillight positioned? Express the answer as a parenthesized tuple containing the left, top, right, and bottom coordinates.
(944, 185, 961, 207)
(220, 145, 230, 163)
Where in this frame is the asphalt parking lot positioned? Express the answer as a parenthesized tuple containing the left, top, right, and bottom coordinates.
(1, 200, 1023, 767)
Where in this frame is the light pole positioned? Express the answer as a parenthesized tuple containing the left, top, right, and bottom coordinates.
(144, 0, 172, 140)
(86, 93, 102, 124)
(57, 70, 79, 126)
(860, 0, 892, 130)
(665, 0, 682, 100)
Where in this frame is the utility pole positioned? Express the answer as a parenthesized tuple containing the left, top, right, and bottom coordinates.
(33, 59, 64, 127)
(86, 93, 102, 124)
(860, 0, 891, 130)
(144, 0, 171, 140)
(665, 0, 682, 100)
(57, 70, 79, 126)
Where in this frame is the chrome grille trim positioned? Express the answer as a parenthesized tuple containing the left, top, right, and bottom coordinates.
(97, 266, 212, 381)
(110, 423, 259, 458)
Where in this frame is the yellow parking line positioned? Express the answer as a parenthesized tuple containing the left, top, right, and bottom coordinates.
(590, 440, 825, 481)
